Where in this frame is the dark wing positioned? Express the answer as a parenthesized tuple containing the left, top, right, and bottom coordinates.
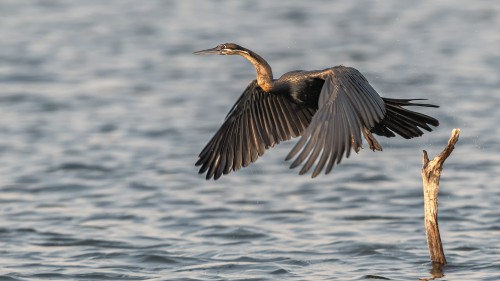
(285, 66, 386, 178)
(196, 80, 315, 180)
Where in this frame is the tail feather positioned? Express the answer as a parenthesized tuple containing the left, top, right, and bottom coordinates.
(371, 98, 439, 139)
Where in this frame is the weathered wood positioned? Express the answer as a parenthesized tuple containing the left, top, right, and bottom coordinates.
(421, 128, 460, 265)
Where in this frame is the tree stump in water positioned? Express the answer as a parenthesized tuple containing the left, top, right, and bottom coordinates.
(421, 128, 460, 265)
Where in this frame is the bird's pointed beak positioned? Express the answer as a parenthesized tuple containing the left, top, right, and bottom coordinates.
(193, 47, 220, 55)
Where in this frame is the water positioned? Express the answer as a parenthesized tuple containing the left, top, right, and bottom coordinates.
(0, 0, 499, 280)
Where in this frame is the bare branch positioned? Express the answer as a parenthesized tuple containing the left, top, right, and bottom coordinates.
(421, 128, 460, 265)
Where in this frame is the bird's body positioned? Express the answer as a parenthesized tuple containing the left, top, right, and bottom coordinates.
(194, 43, 439, 180)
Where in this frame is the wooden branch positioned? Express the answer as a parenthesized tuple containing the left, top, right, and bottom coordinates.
(421, 128, 460, 265)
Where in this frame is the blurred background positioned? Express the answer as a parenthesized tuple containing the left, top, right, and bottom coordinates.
(0, 0, 499, 280)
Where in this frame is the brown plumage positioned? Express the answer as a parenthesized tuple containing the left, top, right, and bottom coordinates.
(194, 43, 439, 180)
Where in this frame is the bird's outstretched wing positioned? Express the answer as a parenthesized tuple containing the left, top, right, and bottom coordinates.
(196, 80, 315, 180)
(285, 66, 386, 178)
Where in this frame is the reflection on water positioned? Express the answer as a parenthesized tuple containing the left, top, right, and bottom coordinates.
(419, 263, 445, 281)
(0, 0, 499, 280)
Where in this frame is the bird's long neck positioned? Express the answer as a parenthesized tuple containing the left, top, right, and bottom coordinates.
(239, 49, 274, 92)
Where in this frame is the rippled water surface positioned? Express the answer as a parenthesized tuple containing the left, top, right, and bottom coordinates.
(1, 1, 499, 280)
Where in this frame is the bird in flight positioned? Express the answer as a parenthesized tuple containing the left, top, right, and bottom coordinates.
(194, 43, 439, 180)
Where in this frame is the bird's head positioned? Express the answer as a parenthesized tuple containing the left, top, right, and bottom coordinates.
(194, 43, 273, 92)
(193, 43, 249, 56)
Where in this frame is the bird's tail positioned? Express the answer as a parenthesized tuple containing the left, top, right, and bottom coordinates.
(371, 98, 440, 139)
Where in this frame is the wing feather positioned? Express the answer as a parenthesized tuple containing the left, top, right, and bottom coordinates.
(267, 97, 285, 141)
(196, 80, 315, 180)
(286, 66, 386, 177)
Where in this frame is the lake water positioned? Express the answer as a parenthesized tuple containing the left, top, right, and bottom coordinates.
(0, 0, 499, 280)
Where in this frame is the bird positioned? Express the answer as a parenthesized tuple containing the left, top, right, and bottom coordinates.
(193, 43, 439, 180)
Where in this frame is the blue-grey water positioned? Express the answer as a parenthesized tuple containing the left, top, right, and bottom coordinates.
(0, 1, 499, 280)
